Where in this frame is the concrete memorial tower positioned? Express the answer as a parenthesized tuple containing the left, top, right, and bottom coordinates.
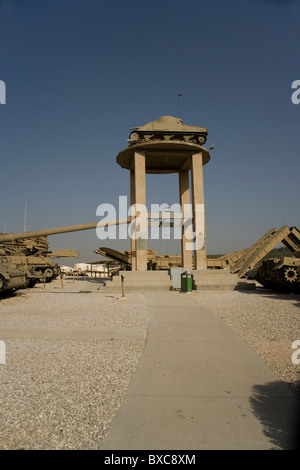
(116, 116, 211, 272)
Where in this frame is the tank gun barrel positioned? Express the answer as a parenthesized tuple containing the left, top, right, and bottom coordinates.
(0, 212, 183, 243)
(0, 218, 131, 243)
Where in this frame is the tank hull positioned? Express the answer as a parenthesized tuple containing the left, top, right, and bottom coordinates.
(253, 257, 300, 293)
(0, 236, 62, 292)
(129, 115, 208, 146)
(5, 255, 61, 283)
(0, 264, 27, 293)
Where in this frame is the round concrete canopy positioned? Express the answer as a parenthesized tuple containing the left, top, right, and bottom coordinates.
(116, 141, 210, 174)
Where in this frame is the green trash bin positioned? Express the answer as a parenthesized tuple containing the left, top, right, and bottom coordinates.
(181, 271, 193, 292)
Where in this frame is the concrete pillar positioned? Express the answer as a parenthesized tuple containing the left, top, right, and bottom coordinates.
(191, 152, 207, 269)
(132, 150, 147, 271)
(130, 169, 136, 271)
(179, 170, 193, 269)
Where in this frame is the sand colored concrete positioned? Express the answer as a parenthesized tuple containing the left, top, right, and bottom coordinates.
(100, 291, 299, 450)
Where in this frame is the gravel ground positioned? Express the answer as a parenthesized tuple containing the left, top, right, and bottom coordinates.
(0, 278, 150, 450)
(0, 278, 299, 449)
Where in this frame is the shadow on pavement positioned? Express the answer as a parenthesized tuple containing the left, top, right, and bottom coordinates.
(249, 380, 300, 449)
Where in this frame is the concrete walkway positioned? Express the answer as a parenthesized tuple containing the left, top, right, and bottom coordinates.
(100, 291, 299, 450)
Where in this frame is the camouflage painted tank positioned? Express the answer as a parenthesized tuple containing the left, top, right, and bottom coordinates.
(128, 115, 208, 146)
(0, 235, 61, 288)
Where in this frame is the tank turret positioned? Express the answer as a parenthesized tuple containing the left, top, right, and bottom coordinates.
(128, 115, 208, 146)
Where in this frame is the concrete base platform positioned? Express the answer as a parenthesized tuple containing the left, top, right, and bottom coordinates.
(192, 270, 256, 291)
(100, 292, 299, 450)
(96, 270, 255, 293)
(97, 271, 172, 293)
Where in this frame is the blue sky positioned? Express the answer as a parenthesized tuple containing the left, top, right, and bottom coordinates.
(0, 0, 299, 263)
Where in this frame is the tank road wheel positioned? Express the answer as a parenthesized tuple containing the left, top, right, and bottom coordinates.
(143, 134, 154, 142)
(129, 132, 139, 141)
(52, 266, 60, 278)
(197, 135, 206, 145)
(283, 267, 299, 283)
(44, 268, 54, 282)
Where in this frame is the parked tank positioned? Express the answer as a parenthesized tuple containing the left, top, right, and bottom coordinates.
(249, 227, 300, 293)
(0, 236, 61, 288)
(253, 257, 300, 293)
(94, 247, 183, 271)
(0, 218, 130, 293)
(128, 115, 208, 146)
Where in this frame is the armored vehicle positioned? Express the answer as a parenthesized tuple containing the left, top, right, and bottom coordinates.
(0, 235, 61, 288)
(253, 256, 300, 293)
(0, 264, 27, 294)
(0, 218, 130, 293)
(95, 247, 248, 272)
(95, 247, 184, 271)
(232, 225, 300, 293)
(128, 115, 208, 146)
